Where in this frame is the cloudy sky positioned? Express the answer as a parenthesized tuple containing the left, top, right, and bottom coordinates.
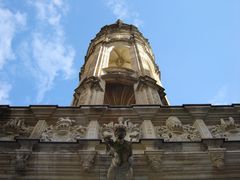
(0, 0, 239, 106)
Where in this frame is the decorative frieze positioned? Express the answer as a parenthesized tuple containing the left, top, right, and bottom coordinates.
(0, 118, 33, 141)
(155, 116, 200, 142)
(101, 117, 140, 142)
(209, 117, 240, 140)
(40, 117, 87, 142)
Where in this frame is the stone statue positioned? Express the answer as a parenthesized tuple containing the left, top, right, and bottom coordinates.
(104, 121, 133, 180)
(102, 117, 140, 142)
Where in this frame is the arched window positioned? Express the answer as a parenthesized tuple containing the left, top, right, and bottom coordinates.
(104, 83, 136, 105)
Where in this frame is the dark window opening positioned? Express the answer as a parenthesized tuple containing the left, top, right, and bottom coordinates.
(104, 83, 136, 105)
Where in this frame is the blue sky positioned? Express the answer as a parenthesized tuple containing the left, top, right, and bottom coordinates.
(0, 0, 239, 106)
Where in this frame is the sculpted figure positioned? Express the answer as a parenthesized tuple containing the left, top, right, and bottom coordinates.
(104, 122, 133, 180)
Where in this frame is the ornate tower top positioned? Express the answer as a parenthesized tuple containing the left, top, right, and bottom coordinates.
(72, 20, 169, 106)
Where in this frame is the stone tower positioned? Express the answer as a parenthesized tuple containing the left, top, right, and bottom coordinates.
(72, 20, 169, 106)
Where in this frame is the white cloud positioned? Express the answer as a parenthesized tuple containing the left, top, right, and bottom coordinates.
(104, 0, 143, 27)
(30, 0, 67, 28)
(0, 3, 26, 105)
(20, 0, 75, 103)
(0, 6, 26, 69)
(0, 81, 11, 104)
(32, 33, 75, 102)
(209, 86, 230, 105)
(105, 0, 128, 20)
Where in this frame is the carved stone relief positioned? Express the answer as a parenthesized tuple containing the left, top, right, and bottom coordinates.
(209, 117, 240, 140)
(155, 116, 200, 142)
(79, 151, 97, 173)
(145, 151, 163, 171)
(0, 118, 33, 141)
(40, 117, 87, 142)
(101, 117, 140, 142)
(208, 148, 225, 169)
(15, 148, 32, 173)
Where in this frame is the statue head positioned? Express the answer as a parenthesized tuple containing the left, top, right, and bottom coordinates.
(166, 116, 183, 133)
(114, 125, 127, 140)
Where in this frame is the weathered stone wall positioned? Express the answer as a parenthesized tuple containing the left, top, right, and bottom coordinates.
(0, 104, 240, 179)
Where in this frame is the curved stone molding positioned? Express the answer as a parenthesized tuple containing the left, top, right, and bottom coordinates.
(209, 117, 240, 140)
(0, 118, 33, 141)
(40, 117, 87, 142)
(155, 116, 200, 142)
(101, 117, 140, 142)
